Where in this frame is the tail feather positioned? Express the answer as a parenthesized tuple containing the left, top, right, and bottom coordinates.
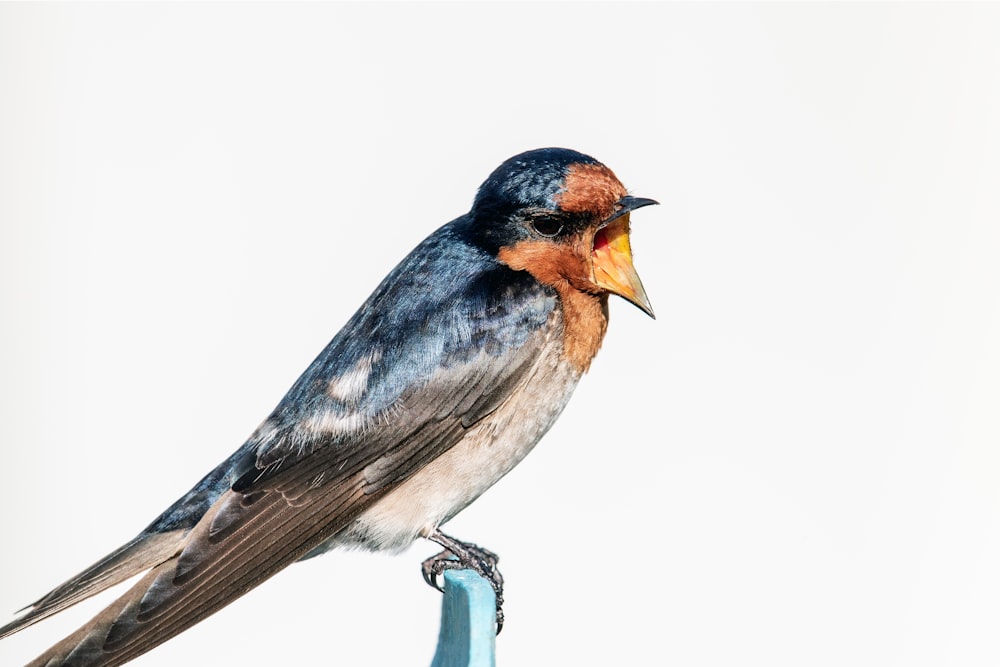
(25, 559, 177, 667)
(0, 531, 184, 641)
(22, 478, 369, 666)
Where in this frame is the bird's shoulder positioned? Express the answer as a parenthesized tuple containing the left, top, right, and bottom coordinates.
(249, 218, 560, 461)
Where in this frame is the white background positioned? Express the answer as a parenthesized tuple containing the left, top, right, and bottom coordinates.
(2, 3, 999, 666)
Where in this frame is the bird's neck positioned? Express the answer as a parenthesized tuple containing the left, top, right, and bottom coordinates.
(496, 240, 610, 373)
(553, 286, 609, 373)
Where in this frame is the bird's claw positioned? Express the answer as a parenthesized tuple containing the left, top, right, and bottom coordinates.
(421, 551, 455, 592)
(422, 531, 506, 634)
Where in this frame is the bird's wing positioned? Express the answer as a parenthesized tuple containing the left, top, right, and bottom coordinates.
(26, 325, 549, 667)
(21, 232, 558, 665)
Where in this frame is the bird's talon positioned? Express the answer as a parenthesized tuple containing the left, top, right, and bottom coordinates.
(422, 530, 507, 635)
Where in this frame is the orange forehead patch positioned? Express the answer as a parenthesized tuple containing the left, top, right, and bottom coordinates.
(555, 163, 628, 219)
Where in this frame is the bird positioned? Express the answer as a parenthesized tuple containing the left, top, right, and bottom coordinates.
(0, 147, 657, 666)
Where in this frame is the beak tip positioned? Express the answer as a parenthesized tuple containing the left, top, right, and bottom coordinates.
(620, 195, 659, 211)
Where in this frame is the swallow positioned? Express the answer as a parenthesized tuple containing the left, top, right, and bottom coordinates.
(1, 147, 657, 666)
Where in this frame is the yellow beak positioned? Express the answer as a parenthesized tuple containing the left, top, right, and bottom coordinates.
(592, 212, 654, 318)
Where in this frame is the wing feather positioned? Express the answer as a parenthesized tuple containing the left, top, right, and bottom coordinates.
(15, 224, 561, 665)
(26, 319, 555, 665)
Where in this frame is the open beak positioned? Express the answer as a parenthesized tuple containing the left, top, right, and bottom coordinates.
(591, 196, 658, 318)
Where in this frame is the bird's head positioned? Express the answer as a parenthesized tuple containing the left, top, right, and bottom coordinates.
(470, 147, 657, 318)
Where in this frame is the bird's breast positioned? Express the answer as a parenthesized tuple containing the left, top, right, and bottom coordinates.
(336, 315, 582, 552)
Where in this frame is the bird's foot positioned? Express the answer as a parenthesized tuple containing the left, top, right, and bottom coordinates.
(422, 529, 505, 633)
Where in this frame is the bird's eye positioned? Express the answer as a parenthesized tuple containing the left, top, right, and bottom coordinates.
(530, 216, 563, 238)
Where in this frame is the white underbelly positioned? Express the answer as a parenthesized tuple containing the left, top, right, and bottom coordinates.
(333, 341, 581, 553)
